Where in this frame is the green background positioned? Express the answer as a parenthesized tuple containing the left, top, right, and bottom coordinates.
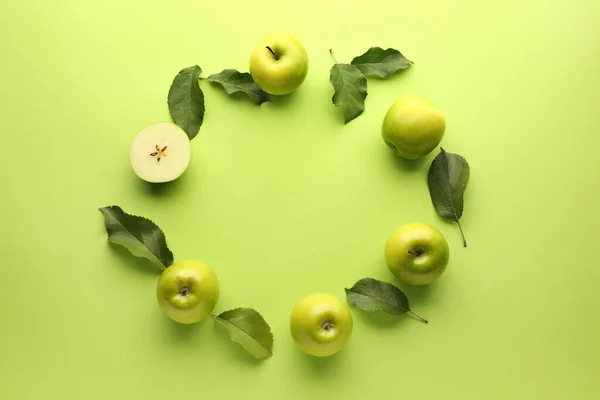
(1, 0, 599, 398)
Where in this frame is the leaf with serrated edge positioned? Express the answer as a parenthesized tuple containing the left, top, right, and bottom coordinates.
(168, 65, 205, 140)
(99, 206, 173, 271)
(427, 148, 471, 247)
(345, 278, 428, 323)
(330, 63, 368, 124)
(208, 69, 269, 105)
(351, 47, 413, 78)
(214, 308, 273, 359)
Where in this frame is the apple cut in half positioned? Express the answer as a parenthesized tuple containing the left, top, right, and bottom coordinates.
(130, 122, 191, 183)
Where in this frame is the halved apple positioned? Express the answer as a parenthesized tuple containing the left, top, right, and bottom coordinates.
(130, 122, 191, 183)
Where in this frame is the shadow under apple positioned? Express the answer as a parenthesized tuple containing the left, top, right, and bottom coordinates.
(158, 313, 205, 342)
(262, 89, 304, 109)
(292, 343, 348, 379)
(383, 144, 431, 172)
(134, 170, 190, 198)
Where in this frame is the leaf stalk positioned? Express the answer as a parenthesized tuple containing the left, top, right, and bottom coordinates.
(408, 311, 429, 324)
(457, 220, 467, 247)
(329, 48, 338, 64)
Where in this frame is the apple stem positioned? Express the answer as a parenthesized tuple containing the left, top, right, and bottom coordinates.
(408, 311, 428, 324)
(407, 250, 422, 256)
(457, 220, 467, 247)
(266, 46, 279, 60)
(329, 48, 338, 64)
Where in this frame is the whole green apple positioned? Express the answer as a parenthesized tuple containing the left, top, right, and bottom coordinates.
(382, 95, 446, 159)
(249, 33, 309, 95)
(156, 260, 219, 324)
(385, 223, 450, 285)
(290, 293, 353, 357)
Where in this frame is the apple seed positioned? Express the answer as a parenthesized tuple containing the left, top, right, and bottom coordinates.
(150, 145, 168, 163)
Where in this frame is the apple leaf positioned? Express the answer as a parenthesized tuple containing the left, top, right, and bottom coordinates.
(345, 278, 428, 323)
(329, 63, 368, 124)
(168, 65, 205, 140)
(213, 308, 274, 359)
(207, 69, 269, 105)
(99, 206, 173, 271)
(350, 47, 413, 78)
(427, 148, 470, 247)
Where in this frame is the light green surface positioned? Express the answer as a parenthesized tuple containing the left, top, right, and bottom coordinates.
(1, 0, 599, 398)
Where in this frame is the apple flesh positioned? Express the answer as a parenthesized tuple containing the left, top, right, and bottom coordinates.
(156, 260, 219, 324)
(382, 95, 446, 159)
(290, 293, 353, 357)
(385, 223, 450, 285)
(249, 33, 309, 95)
(130, 122, 191, 183)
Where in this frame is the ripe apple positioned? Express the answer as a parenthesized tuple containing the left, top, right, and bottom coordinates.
(382, 95, 446, 159)
(130, 122, 191, 183)
(385, 223, 450, 285)
(290, 293, 353, 357)
(156, 260, 219, 324)
(249, 33, 309, 95)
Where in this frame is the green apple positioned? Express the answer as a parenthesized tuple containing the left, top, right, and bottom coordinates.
(130, 122, 191, 183)
(290, 293, 353, 357)
(385, 223, 450, 285)
(249, 33, 309, 95)
(382, 95, 446, 159)
(156, 260, 219, 324)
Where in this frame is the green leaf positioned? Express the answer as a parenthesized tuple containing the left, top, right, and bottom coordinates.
(345, 278, 428, 323)
(427, 148, 471, 247)
(99, 206, 173, 271)
(329, 63, 368, 124)
(350, 47, 413, 78)
(167, 65, 205, 140)
(213, 308, 273, 359)
(207, 69, 269, 105)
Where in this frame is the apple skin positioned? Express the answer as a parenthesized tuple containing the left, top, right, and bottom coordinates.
(290, 293, 353, 357)
(156, 260, 219, 324)
(385, 223, 450, 285)
(249, 33, 309, 95)
(382, 95, 446, 160)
